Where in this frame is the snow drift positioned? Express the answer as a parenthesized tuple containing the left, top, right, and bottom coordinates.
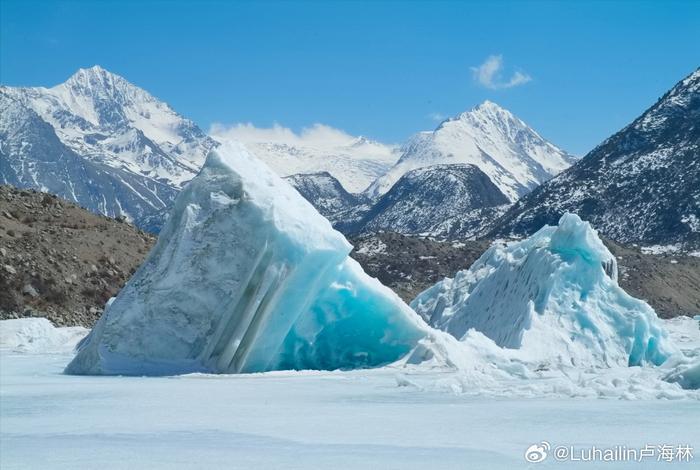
(412, 213, 676, 370)
(66, 142, 430, 375)
(0, 318, 88, 354)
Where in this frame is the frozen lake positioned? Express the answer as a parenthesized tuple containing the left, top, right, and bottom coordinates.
(1, 351, 698, 469)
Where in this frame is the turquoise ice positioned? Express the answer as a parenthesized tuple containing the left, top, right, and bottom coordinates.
(412, 213, 675, 369)
(66, 143, 428, 375)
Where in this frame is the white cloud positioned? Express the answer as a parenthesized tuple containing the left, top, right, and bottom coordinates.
(471, 55, 532, 90)
(427, 112, 447, 122)
(210, 122, 381, 151)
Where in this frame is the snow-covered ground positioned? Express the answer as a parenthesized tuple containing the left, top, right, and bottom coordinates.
(1, 317, 699, 469)
(1, 353, 698, 469)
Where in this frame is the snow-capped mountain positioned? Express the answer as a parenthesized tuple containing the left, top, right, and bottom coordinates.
(284, 172, 367, 224)
(210, 126, 400, 194)
(490, 68, 700, 249)
(0, 89, 179, 220)
(347, 164, 510, 239)
(367, 101, 576, 201)
(1, 66, 216, 226)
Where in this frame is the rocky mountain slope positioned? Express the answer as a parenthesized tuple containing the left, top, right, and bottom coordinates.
(284, 172, 366, 224)
(1, 66, 216, 228)
(490, 68, 700, 249)
(0, 89, 180, 225)
(349, 232, 492, 302)
(367, 101, 576, 201)
(345, 164, 510, 239)
(0, 185, 155, 326)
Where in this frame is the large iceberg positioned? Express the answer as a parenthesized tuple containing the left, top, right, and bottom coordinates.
(66, 142, 431, 375)
(411, 214, 676, 370)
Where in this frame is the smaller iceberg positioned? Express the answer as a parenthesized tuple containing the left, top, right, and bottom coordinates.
(411, 213, 676, 370)
(66, 142, 433, 375)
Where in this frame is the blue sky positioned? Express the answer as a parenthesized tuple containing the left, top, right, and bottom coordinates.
(1, 0, 698, 155)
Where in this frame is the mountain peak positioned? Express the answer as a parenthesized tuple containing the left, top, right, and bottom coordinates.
(371, 99, 575, 201)
(83, 64, 108, 73)
(1, 67, 216, 232)
(60, 65, 137, 100)
(660, 67, 699, 109)
(66, 65, 121, 83)
(468, 100, 516, 120)
(475, 99, 502, 111)
(441, 101, 519, 129)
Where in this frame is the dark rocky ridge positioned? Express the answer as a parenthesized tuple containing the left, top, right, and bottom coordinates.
(284, 172, 366, 224)
(490, 68, 700, 249)
(346, 164, 510, 239)
(289, 164, 511, 240)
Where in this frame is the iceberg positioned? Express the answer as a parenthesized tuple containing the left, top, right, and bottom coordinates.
(411, 213, 676, 369)
(66, 142, 430, 375)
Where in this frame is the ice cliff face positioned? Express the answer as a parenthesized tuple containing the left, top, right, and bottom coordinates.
(412, 213, 675, 369)
(65, 142, 430, 375)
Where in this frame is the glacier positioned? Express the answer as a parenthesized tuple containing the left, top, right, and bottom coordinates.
(412, 213, 676, 370)
(65, 142, 431, 375)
